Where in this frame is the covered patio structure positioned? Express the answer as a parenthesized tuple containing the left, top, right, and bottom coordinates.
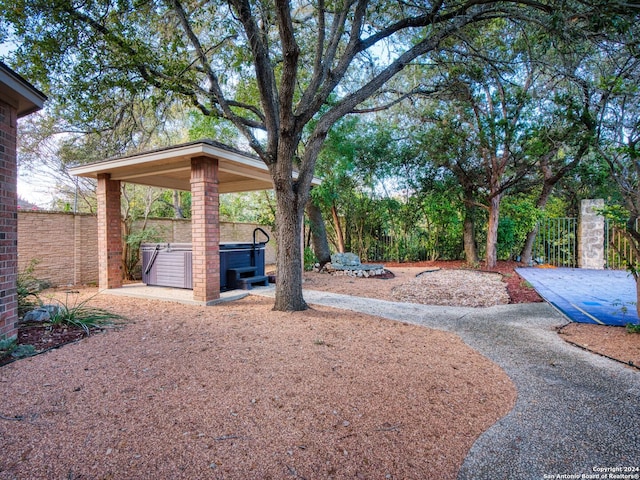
(70, 140, 289, 305)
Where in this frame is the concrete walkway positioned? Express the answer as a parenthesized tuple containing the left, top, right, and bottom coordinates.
(253, 287, 640, 479)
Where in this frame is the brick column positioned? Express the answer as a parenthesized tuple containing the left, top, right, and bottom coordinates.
(191, 156, 220, 303)
(578, 199, 605, 269)
(0, 101, 18, 339)
(96, 174, 123, 289)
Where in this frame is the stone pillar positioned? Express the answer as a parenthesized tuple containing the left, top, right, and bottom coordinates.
(96, 174, 123, 289)
(0, 101, 18, 339)
(578, 199, 605, 270)
(191, 156, 220, 303)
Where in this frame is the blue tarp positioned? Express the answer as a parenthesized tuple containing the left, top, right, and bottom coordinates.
(515, 267, 639, 326)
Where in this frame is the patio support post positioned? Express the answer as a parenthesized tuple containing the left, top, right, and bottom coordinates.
(190, 156, 220, 303)
(97, 173, 123, 289)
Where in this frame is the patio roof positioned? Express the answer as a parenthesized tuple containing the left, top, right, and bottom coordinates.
(69, 139, 319, 193)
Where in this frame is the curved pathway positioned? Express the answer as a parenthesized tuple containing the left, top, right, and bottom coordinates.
(254, 287, 640, 479)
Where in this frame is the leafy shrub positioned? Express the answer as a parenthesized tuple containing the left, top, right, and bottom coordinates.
(0, 337, 17, 357)
(304, 247, 318, 271)
(11, 344, 36, 359)
(124, 226, 163, 280)
(497, 218, 517, 260)
(627, 323, 640, 334)
(17, 259, 49, 317)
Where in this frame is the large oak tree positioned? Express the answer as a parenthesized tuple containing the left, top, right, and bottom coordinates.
(2, 0, 607, 309)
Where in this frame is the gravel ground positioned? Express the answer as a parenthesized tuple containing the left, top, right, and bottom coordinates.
(278, 287, 640, 479)
(0, 290, 515, 480)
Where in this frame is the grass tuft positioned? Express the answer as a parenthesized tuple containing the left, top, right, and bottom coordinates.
(48, 291, 126, 335)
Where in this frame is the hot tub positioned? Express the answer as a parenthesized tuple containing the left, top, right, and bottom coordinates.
(141, 237, 267, 291)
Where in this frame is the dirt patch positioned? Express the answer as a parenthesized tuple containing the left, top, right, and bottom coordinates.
(558, 323, 640, 368)
(0, 290, 515, 479)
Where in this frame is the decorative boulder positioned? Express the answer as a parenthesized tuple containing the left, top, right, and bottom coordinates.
(331, 252, 361, 267)
(22, 305, 60, 323)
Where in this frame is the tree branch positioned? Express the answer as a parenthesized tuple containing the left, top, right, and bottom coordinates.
(229, 0, 280, 161)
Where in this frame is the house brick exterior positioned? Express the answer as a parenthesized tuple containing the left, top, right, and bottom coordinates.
(0, 101, 19, 339)
(0, 63, 45, 339)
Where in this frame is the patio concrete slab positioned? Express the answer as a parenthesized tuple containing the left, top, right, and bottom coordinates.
(516, 267, 638, 326)
(100, 283, 249, 306)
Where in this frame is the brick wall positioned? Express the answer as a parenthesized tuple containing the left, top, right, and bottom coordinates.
(17, 211, 99, 286)
(17, 211, 275, 286)
(0, 101, 18, 339)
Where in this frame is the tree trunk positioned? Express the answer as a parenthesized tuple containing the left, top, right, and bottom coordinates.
(305, 199, 331, 268)
(520, 224, 539, 265)
(273, 184, 307, 311)
(173, 190, 184, 219)
(463, 214, 479, 264)
(485, 194, 501, 268)
(462, 188, 479, 264)
(331, 204, 346, 253)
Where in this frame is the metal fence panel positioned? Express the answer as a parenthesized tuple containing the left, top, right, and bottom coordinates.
(533, 218, 578, 267)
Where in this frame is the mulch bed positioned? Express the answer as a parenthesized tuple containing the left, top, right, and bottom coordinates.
(0, 323, 97, 367)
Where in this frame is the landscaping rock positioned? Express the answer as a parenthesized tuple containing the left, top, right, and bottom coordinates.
(22, 305, 60, 323)
(331, 252, 361, 267)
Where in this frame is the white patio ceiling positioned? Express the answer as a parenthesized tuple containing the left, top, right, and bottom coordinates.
(70, 139, 318, 193)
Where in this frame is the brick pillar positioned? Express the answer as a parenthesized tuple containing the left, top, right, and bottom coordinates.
(0, 101, 18, 339)
(96, 174, 123, 289)
(578, 199, 605, 269)
(191, 156, 220, 303)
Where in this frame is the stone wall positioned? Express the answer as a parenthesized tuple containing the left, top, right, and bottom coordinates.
(578, 199, 605, 269)
(18, 211, 275, 287)
(0, 101, 18, 339)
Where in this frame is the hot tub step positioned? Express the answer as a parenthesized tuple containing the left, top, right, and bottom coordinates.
(237, 275, 270, 290)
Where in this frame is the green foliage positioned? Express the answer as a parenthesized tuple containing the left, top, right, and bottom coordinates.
(219, 191, 276, 229)
(303, 247, 317, 272)
(500, 196, 545, 259)
(627, 323, 640, 334)
(188, 111, 239, 145)
(150, 190, 192, 219)
(16, 259, 48, 317)
(497, 218, 517, 260)
(0, 337, 17, 357)
(11, 344, 36, 359)
(596, 204, 629, 229)
(48, 292, 126, 335)
(124, 226, 163, 280)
